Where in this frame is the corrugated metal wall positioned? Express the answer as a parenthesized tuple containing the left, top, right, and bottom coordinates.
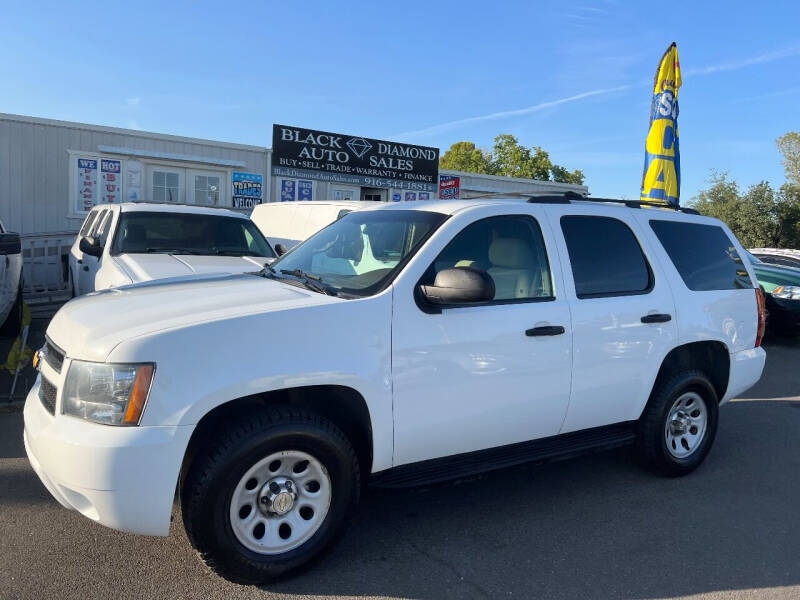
(0, 114, 269, 235)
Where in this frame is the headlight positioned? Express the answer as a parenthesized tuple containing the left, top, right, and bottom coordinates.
(62, 360, 154, 426)
(772, 285, 800, 300)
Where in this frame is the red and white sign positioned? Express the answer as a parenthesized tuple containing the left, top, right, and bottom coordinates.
(101, 159, 122, 204)
(439, 175, 460, 199)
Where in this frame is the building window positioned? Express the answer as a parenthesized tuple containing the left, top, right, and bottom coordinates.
(193, 174, 221, 205)
(153, 170, 181, 202)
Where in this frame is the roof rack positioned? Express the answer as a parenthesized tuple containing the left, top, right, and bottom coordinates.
(526, 191, 700, 214)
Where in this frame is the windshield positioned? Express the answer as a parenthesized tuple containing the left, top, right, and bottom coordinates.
(111, 211, 275, 258)
(270, 209, 446, 297)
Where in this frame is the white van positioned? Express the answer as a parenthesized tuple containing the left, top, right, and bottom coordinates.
(251, 201, 365, 254)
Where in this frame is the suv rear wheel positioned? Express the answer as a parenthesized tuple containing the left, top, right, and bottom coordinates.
(636, 370, 719, 477)
(181, 407, 360, 584)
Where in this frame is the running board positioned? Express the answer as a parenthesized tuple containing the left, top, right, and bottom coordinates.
(370, 422, 637, 489)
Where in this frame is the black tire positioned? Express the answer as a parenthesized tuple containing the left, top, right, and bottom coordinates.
(635, 369, 719, 477)
(181, 406, 360, 584)
(0, 283, 23, 337)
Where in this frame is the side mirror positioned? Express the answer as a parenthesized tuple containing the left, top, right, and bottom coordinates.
(79, 236, 102, 258)
(0, 232, 21, 255)
(274, 243, 288, 257)
(420, 267, 495, 305)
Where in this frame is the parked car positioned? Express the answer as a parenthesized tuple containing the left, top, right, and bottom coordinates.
(251, 201, 364, 255)
(744, 251, 800, 335)
(25, 196, 766, 583)
(0, 219, 23, 336)
(68, 203, 275, 296)
(749, 247, 800, 269)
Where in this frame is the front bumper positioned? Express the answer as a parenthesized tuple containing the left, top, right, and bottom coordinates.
(23, 377, 193, 536)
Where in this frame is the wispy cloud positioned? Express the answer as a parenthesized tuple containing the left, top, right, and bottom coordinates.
(397, 44, 800, 140)
(684, 46, 800, 76)
(126, 97, 141, 107)
(127, 119, 142, 130)
(394, 85, 633, 139)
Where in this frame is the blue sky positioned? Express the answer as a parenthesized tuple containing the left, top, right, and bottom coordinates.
(2, 0, 799, 201)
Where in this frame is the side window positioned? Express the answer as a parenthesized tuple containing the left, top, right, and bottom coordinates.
(426, 215, 553, 302)
(561, 215, 652, 298)
(649, 220, 753, 290)
(94, 211, 113, 247)
(79, 210, 98, 236)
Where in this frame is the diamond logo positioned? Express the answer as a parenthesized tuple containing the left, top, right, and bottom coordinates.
(346, 137, 373, 159)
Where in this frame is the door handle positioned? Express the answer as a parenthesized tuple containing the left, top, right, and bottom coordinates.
(525, 325, 565, 337)
(641, 313, 671, 324)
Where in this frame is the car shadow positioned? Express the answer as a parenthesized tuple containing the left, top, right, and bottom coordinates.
(258, 399, 800, 599)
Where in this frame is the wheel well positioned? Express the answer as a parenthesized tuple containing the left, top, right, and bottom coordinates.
(651, 341, 730, 403)
(179, 385, 373, 494)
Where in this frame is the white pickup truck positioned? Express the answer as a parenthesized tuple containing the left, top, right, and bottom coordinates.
(25, 196, 766, 583)
(0, 219, 23, 336)
(68, 203, 275, 295)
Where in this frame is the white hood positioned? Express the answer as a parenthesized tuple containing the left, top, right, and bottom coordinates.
(48, 274, 338, 362)
(114, 253, 271, 283)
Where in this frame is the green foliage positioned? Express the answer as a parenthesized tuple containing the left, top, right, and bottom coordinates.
(776, 132, 800, 186)
(439, 141, 494, 174)
(692, 172, 800, 249)
(439, 134, 585, 185)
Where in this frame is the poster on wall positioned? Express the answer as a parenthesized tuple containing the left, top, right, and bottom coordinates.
(77, 158, 98, 211)
(392, 193, 401, 202)
(101, 159, 122, 204)
(297, 180, 313, 201)
(404, 191, 417, 201)
(439, 175, 460, 199)
(126, 160, 142, 202)
(280, 179, 296, 202)
(418, 192, 430, 201)
(232, 172, 264, 208)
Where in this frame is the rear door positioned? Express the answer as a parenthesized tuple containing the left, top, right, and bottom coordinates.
(546, 206, 678, 433)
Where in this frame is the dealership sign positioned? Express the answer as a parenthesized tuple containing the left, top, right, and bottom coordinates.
(271, 124, 439, 192)
(232, 172, 263, 208)
(439, 174, 460, 199)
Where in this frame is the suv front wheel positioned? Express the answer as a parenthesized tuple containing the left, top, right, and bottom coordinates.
(636, 370, 719, 477)
(181, 407, 360, 584)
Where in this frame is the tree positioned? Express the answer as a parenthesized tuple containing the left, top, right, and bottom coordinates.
(776, 132, 800, 187)
(439, 141, 494, 174)
(439, 134, 585, 185)
(692, 172, 800, 248)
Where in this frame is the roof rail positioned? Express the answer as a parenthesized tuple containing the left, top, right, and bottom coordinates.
(526, 191, 700, 214)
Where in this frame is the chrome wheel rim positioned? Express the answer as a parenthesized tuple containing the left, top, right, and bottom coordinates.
(665, 392, 708, 459)
(229, 450, 331, 554)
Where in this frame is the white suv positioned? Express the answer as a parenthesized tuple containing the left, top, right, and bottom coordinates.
(25, 196, 766, 583)
(68, 203, 275, 296)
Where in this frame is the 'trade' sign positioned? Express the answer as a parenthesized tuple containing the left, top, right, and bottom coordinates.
(271, 124, 439, 192)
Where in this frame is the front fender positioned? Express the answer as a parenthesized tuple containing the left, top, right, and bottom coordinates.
(106, 292, 394, 472)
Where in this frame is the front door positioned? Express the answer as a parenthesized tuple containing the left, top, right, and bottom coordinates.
(391, 211, 573, 466)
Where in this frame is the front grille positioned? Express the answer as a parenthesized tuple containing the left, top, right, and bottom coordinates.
(44, 339, 65, 373)
(39, 378, 57, 415)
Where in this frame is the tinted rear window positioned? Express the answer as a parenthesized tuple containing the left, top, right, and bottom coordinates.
(560, 215, 652, 298)
(649, 220, 753, 290)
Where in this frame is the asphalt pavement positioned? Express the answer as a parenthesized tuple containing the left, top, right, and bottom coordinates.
(1, 337, 799, 600)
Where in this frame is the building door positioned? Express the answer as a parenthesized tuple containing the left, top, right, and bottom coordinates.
(149, 166, 185, 203)
(361, 187, 385, 202)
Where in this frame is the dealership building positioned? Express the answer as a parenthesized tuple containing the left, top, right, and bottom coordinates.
(0, 113, 587, 301)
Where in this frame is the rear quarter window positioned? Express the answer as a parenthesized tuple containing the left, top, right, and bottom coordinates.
(649, 220, 753, 291)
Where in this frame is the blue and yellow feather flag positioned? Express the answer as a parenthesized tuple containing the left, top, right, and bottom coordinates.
(640, 42, 682, 206)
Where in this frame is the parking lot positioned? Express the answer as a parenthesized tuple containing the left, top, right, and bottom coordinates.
(1, 336, 798, 600)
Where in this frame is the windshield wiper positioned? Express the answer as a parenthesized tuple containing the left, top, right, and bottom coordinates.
(279, 269, 336, 296)
(145, 247, 203, 255)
